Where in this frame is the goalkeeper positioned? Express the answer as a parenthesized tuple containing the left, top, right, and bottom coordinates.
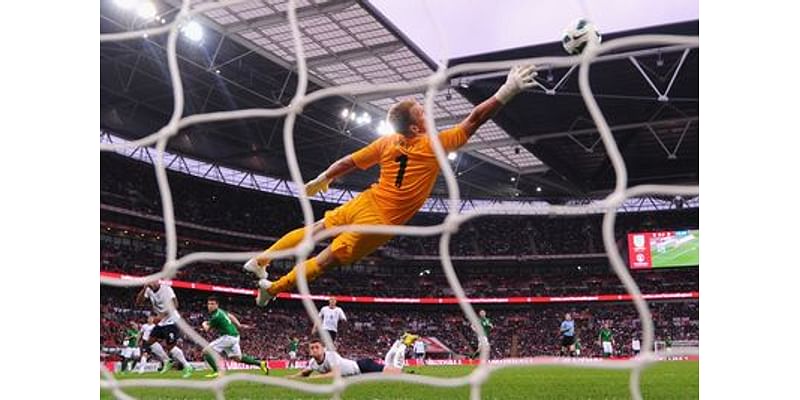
(244, 66, 540, 306)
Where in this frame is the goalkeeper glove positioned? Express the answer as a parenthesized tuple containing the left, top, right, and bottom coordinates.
(493, 65, 539, 104)
(304, 172, 331, 196)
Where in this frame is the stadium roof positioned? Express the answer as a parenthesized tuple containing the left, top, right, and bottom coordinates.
(369, 0, 699, 61)
(100, 0, 698, 200)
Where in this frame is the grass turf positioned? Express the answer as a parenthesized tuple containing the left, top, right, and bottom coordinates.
(102, 361, 698, 399)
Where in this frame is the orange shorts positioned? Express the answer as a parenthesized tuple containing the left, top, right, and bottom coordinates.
(323, 191, 394, 264)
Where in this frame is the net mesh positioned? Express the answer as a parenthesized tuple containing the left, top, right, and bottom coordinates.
(99, 1, 699, 399)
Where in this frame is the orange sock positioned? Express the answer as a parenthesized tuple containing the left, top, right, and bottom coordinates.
(256, 226, 307, 266)
(268, 258, 325, 296)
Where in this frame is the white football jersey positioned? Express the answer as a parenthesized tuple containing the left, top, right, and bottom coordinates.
(632, 339, 641, 351)
(319, 306, 346, 332)
(140, 323, 155, 341)
(413, 340, 426, 353)
(307, 351, 360, 377)
(144, 285, 180, 326)
(384, 340, 407, 369)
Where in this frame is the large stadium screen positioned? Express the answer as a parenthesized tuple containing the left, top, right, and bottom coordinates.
(627, 230, 699, 269)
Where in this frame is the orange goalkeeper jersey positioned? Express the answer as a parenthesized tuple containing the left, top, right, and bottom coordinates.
(350, 125, 468, 225)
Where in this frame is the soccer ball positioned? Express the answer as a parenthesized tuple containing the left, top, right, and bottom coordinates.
(561, 18, 602, 55)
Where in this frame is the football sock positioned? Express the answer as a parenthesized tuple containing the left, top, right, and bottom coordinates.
(203, 353, 219, 372)
(268, 257, 323, 296)
(150, 342, 169, 362)
(138, 355, 148, 372)
(241, 354, 261, 366)
(257, 227, 307, 267)
(170, 346, 189, 368)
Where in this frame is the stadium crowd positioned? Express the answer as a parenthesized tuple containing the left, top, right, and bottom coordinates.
(101, 153, 698, 258)
(101, 287, 698, 363)
(100, 234, 698, 298)
(100, 153, 699, 366)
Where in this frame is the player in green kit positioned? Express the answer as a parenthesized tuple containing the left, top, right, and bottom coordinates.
(471, 310, 493, 359)
(119, 321, 141, 373)
(201, 296, 269, 378)
(288, 337, 300, 369)
(598, 322, 615, 357)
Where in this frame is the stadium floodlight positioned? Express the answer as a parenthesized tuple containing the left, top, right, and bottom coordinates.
(341, 109, 349, 119)
(447, 152, 457, 161)
(349, 112, 357, 121)
(354, 113, 371, 125)
(135, 1, 157, 19)
(510, 176, 516, 182)
(377, 120, 394, 136)
(181, 20, 204, 43)
(536, 186, 542, 192)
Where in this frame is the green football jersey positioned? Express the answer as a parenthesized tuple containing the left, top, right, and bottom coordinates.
(209, 309, 239, 337)
(480, 317, 492, 336)
(124, 328, 139, 347)
(599, 328, 613, 342)
(289, 339, 299, 352)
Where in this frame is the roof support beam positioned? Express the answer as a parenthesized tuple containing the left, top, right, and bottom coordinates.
(306, 42, 403, 67)
(453, 44, 696, 86)
(225, 0, 357, 33)
(518, 165, 550, 175)
(462, 116, 698, 151)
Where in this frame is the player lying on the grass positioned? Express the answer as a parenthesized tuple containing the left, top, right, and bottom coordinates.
(243, 65, 539, 306)
(135, 282, 194, 377)
(291, 340, 402, 379)
(384, 332, 419, 369)
(200, 296, 269, 378)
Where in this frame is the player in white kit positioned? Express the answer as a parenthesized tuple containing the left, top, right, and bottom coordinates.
(313, 298, 347, 342)
(135, 316, 156, 373)
(632, 337, 641, 355)
(413, 337, 426, 361)
(291, 340, 401, 379)
(135, 282, 194, 378)
(384, 333, 418, 369)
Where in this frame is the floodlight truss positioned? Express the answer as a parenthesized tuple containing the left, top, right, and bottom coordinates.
(101, 131, 698, 215)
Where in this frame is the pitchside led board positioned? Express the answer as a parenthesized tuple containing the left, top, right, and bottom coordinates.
(627, 230, 699, 269)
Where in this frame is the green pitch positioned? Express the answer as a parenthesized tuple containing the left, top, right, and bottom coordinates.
(102, 361, 698, 399)
(651, 232, 700, 268)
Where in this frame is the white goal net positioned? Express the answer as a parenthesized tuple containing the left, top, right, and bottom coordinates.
(99, 1, 699, 399)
